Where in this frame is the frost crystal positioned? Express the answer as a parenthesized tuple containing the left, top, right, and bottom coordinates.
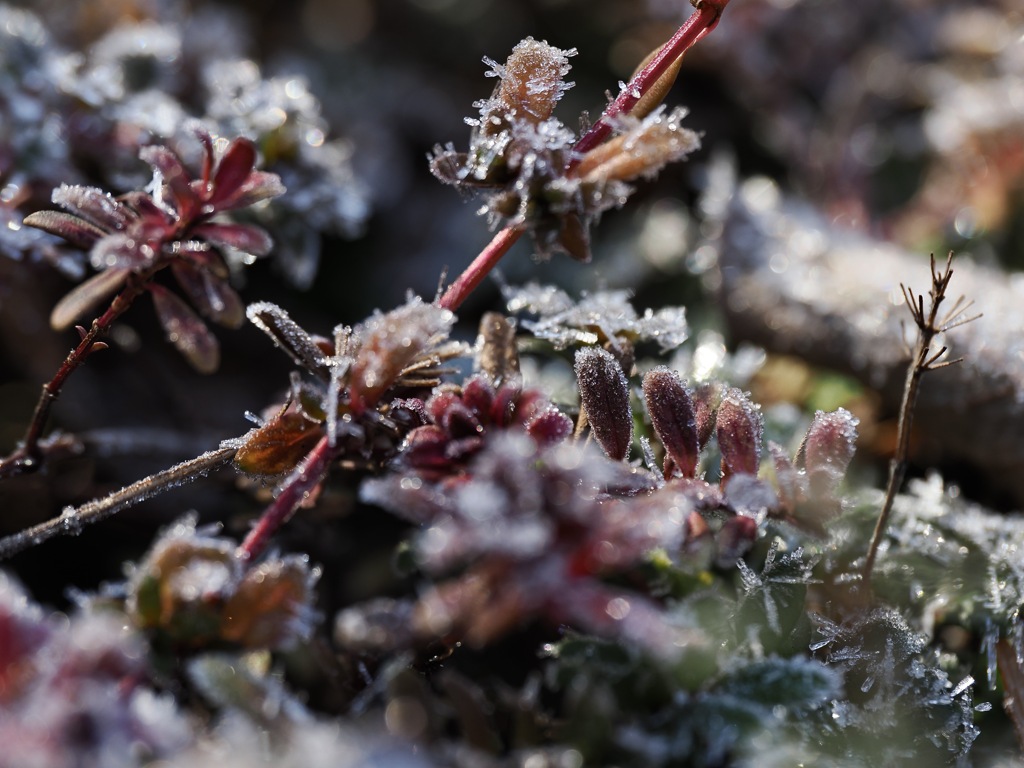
(504, 284, 688, 353)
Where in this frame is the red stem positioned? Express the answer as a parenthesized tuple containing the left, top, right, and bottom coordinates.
(438, 226, 523, 311)
(574, 0, 728, 157)
(438, 0, 729, 313)
(0, 266, 159, 478)
(237, 435, 337, 562)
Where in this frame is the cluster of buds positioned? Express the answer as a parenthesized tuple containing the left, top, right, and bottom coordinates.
(576, 350, 859, 567)
(431, 38, 700, 262)
(25, 128, 285, 372)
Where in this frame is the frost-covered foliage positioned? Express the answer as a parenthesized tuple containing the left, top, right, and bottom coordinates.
(3, 0, 1024, 765)
(0, 1, 367, 288)
(431, 39, 699, 261)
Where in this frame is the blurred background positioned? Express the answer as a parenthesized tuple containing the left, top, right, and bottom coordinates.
(0, 0, 1021, 603)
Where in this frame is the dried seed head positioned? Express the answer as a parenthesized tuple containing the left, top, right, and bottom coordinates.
(642, 367, 699, 479)
(802, 408, 859, 500)
(716, 387, 763, 483)
(577, 107, 700, 185)
(475, 312, 520, 385)
(349, 297, 455, 413)
(483, 37, 576, 129)
(575, 346, 633, 461)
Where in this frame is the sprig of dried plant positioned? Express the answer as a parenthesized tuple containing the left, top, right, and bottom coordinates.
(862, 252, 979, 588)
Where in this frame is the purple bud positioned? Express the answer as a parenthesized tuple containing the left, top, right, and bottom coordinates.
(575, 346, 633, 461)
(716, 387, 763, 484)
(526, 406, 574, 446)
(803, 408, 859, 500)
(642, 367, 698, 479)
(692, 381, 721, 450)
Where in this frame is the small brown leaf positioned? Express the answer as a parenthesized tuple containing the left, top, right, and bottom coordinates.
(234, 410, 324, 476)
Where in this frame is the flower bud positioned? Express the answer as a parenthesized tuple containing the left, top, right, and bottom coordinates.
(575, 346, 633, 461)
(642, 367, 699, 478)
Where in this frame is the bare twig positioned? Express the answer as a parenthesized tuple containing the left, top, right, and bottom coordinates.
(862, 253, 980, 588)
(0, 265, 162, 479)
(0, 444, 237, 560)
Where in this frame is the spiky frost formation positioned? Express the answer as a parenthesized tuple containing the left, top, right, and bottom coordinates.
(479, 37, 576, 129)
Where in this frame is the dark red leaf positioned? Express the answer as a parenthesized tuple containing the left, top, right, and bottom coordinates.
(191, 222, 273, 256)
(642, 367, 699, 479)
(139, 145, 198, 219)
(209, 138, 257, 207)
(574, 346, 632, 461)
(150, 284, 220, 373)
(216, 171, 286, 211)
(171, 260, 244, 328)
(525, 406, 572, 446)
(716, 387, 763, 484)
(22, 211, 106, 249)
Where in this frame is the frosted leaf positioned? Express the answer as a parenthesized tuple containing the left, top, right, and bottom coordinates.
(802, 407, 859, 500)
(246, 301, 330, 375)
(717, 387, 763, 483)
(507, 283, 689, 352)
(52, 183, 133, 231)
(349, 296, 455, 412)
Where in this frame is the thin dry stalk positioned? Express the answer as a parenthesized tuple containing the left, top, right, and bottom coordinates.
(0, 444, 237, 560)
(862, 252, 979, 588)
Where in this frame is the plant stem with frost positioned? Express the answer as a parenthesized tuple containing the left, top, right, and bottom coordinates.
(0, 444, 237, 560)
(0, 265, 162, 479)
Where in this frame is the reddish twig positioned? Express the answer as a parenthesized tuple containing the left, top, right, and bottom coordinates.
(237, 435, 338, 563)
(438, 226, 524, 311)
(572, 0, 728, 158)
(0, 264, 162, 479)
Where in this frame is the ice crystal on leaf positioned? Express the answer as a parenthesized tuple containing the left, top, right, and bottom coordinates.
(504, 283, 689, 355)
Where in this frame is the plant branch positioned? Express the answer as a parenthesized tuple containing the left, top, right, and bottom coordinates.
(862, 253, 978, 588)
(572, 0, 729, 158)
(0, 264, 162, 479)
(437, 0, 730, 313)
(0, 444, 237, 560)
(237, 434, 338, 563)
(438, 226, 524, 311)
